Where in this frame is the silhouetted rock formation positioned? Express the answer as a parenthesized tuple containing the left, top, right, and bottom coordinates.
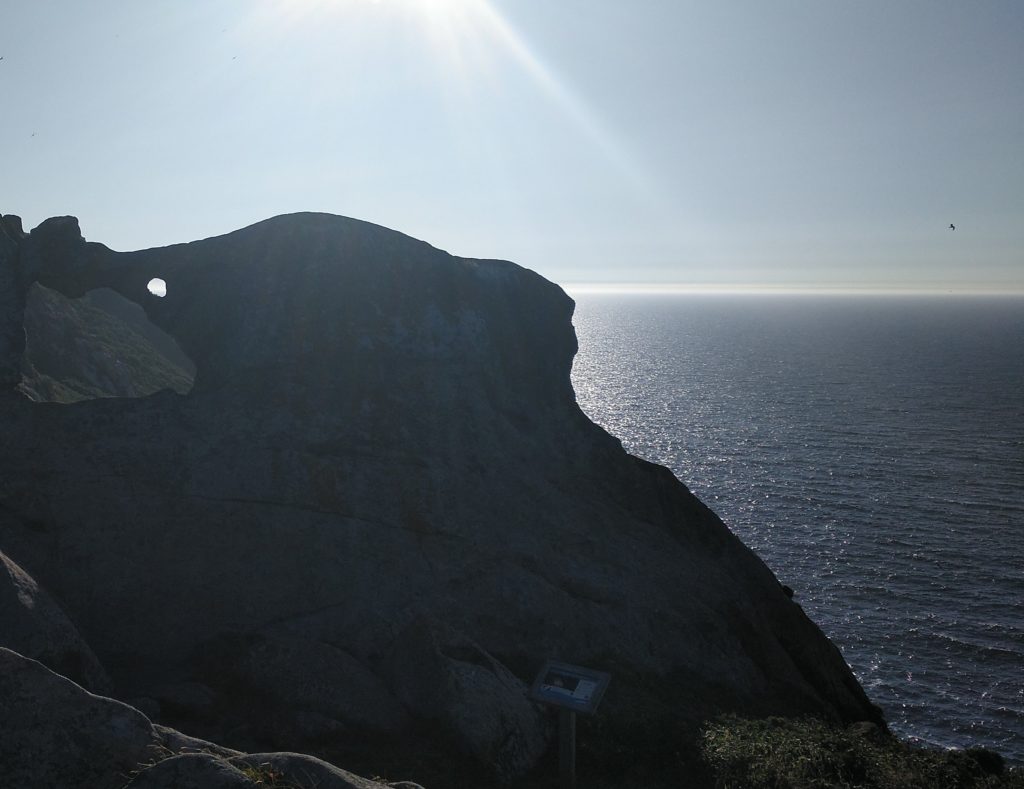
(0, 214, 27, 389)
(0, 212, 883, 782)
(0, 648, 407, 789)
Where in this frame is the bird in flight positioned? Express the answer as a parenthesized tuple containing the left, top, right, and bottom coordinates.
(949, 224, 956, 231)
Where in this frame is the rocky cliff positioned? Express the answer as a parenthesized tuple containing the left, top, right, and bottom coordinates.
(19, 284, 194, 402)
(0, 212, 882, 785)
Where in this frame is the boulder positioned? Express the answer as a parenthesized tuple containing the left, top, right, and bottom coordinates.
(152, 723, 242, 759)
(389, 619, 550, 783)
(0, 646, 404, 789)
(127, 752, 412, 789)
(124, 753, 259, 789)
(0, 548, 112, 693)
(229, 753, 400, 789)
(0, 647, 162, 789)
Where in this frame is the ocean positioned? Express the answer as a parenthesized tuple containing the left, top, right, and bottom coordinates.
(569, 293, 1024, 763)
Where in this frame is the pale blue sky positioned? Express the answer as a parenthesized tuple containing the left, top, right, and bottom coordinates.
(2, 1, 1022, 290)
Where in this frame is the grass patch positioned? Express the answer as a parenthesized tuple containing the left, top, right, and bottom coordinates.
(701, 715, 1023, 789)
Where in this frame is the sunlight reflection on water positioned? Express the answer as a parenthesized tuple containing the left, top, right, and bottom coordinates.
(571, 293, 1024, 762)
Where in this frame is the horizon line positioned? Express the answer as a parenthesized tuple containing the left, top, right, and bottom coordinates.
(559, 282, 1024, 297)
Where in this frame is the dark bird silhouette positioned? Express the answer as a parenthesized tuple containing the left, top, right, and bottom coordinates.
(949, 224, 956, 231)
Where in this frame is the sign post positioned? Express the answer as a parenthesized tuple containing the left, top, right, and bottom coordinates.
(559, 708, 576, 789)
(529, 660, 611, 789)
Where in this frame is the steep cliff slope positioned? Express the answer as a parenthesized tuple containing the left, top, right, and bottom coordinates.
(0, 212, 882, 782)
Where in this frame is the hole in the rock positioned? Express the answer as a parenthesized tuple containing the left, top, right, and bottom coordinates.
(18, 284, 196, 404)
(147, 278, 167, 298)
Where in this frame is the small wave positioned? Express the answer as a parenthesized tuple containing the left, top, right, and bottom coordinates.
(918, 630, 1024, 659)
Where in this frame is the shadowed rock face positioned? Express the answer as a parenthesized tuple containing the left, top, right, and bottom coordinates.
(0, 549, 112, 693)
(19, 284, 195, 402)
(0, 647, 401, 789)
(0, 215, 27, 389)
(0, 212, 882, 779)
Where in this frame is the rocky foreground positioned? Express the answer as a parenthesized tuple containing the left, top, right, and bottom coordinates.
(0, 213, 882, 787)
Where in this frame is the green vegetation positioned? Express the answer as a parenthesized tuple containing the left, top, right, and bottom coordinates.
(701, 716, 1023, 789)
(312, 714, 1021, 789)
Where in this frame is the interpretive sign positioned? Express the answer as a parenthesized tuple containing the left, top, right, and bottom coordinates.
(529, 660, 611, 715)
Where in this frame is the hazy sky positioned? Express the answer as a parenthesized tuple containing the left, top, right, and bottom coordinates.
(2, 1, 1022, 290)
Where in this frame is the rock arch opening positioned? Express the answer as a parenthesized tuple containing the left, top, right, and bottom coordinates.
(146, 278, 167, 298)
(18, 285, 196, 403)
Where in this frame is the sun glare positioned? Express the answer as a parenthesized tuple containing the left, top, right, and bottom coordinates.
(401, 0, 650, 193)
(409, 0, 462, 11)
(260, 0, 649, 193)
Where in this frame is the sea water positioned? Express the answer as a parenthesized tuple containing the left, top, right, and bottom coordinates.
(569, 293, 1024, 763)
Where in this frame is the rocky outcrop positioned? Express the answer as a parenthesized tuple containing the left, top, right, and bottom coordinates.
(124, 752, 408, 789)
(388, 619, 550, 783)
(0, 212, 883, 782)
(124, 754, 260, 789)
(0, 548, 112, 693)
(19, 284, 194, 402)
(0, 647, 405, 789)
(0, 647, 218, 789)
(226, 753, 416, 789)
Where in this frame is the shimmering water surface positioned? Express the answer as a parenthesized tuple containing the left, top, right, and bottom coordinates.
(570, 294, 1024, 762)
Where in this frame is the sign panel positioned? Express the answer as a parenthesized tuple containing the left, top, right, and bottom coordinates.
(529, 660, 611, 715)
